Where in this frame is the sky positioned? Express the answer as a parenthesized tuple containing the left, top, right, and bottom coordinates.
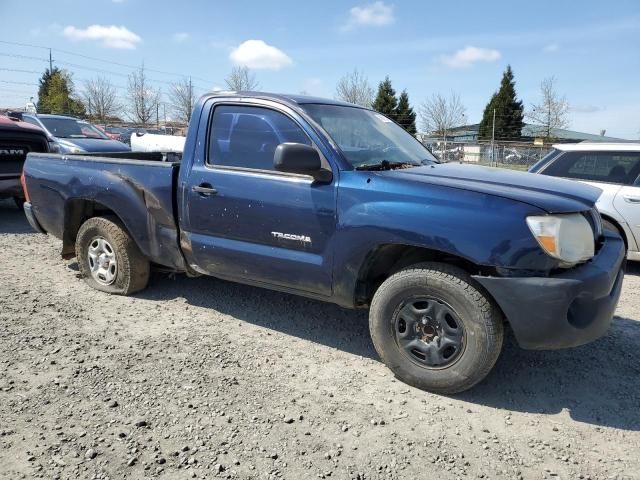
(0, 0, 639, 138)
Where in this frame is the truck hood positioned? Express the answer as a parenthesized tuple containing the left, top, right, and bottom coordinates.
(388, 163, 601, 214)
(55, 137, 130, 153)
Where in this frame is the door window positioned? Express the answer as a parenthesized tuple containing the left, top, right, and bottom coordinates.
(208, 105, 311, 171)
(542, 151, 640, 185)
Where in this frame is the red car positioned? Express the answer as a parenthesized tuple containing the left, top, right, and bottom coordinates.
(95, 124, 122, 142)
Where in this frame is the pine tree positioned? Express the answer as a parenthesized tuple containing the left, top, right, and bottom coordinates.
(395, 90, 417, 135)
(38, 69, 85, 116)
(372, 76, 398, 121)
(37, 67, 61, 112)
(478, 65, 524, 140)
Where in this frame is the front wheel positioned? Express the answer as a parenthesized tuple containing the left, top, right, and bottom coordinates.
(75, 216, 150, 295)
(369, 263, 503, 394)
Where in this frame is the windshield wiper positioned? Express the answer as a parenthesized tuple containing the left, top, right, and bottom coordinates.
(355, 160, 420, 171)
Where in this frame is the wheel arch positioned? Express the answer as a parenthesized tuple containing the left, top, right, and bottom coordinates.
(61, 198, 123, 259)
(600, 213, 629, 250)
(354, 243, 496, 307)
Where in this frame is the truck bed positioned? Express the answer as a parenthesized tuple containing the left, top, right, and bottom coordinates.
(23, 152, 186, 271)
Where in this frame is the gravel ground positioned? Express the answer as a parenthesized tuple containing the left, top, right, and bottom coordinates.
(1, 198, 639, 480)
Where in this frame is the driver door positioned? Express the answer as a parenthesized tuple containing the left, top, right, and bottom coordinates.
(184, 103, 337, 296)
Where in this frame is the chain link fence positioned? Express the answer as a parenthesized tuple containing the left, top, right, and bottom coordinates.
(423, 141, 553, 170)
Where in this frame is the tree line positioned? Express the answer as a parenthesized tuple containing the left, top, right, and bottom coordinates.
(35, 63, 570, 139)
(334, 67, 571, 140)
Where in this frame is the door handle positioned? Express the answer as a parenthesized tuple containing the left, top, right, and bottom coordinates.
(192, 184, 218, 196)
(622, 195, 640, 204)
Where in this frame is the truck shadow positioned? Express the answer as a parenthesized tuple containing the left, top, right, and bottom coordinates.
(143, 272, 640, 432)
(625, 261, 640, 277)
(457, 319, 640, 431)
(0, 199, 32, 234)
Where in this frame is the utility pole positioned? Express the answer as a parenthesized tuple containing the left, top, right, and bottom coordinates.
(49, 48, 53, 72)
(156, 103, 159, 128)
(491, 108, 496, 167)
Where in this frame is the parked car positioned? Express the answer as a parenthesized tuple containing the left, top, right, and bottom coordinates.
(0, 113, 48, 208)
(20, 113, 130, 153)
(95, 124, 123, 142)
(102, 126, 136, 145)
(22, 92, 625, 394)
(530, 143, 640, 262)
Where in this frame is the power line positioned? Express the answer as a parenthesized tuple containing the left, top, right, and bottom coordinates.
(0, 51, 211, 92)
(0, 80, 39, 86)
(0, 39, 214, 84)
(0, 67, 41, 74)
(0, 52, 49, 62)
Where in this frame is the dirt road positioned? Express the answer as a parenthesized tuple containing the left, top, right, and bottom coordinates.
(1, 199, 639, 480)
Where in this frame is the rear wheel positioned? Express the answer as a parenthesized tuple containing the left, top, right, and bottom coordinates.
(75, 216, 150, 295)
(369, 262, 503, 394)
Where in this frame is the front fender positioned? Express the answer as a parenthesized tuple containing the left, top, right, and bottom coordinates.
(331, 172, 554, 307)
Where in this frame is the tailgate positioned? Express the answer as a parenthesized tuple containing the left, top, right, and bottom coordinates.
(0, 130, 48, 179)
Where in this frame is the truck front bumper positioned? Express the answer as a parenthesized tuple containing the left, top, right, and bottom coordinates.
(473, 232, 626, 350)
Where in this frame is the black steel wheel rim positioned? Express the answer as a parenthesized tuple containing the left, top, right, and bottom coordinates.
(393, 297, 466, 369)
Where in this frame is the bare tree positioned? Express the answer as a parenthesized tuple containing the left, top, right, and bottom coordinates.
(335, 69, 374, 107)
(526, 76, 570, 139)
(82, 76, 121, 124)
(224, 66, 259, 91)
(419, 93, 466, 139)
(168, 77, 196, 124)
(127, 65, 161, 126)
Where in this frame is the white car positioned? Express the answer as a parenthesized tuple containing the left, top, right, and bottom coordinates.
(530, 142, 640, 261)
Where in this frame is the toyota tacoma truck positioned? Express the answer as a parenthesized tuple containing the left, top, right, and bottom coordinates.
(0, 112, 48, 207)
(22, 92, 626, 394)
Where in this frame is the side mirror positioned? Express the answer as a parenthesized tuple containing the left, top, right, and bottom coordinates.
(274, 143, 332, 182)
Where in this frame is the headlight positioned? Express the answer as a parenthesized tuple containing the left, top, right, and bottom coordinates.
(65, 145, 86, 154)
(48, 141, 60, 153)
(57, 142, 86, 154)
(526, 213, 594, 267)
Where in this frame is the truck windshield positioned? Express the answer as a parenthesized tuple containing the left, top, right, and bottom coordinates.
(301, 104, 437, 170)
(40, 117, 109, 140)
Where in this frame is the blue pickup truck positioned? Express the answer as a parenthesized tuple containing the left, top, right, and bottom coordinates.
(22, 92, 626, 393)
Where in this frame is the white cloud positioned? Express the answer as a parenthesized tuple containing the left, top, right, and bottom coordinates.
(63, 24, 141, 49)
(172, 32, 190, 43)
(439, 46, 501, 68)
(229, 40, 292, 70)
(543, 43, 560, 53)
(343, 1, 394, 30)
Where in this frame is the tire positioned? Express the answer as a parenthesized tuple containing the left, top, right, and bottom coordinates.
(13, 196, 25, 210)
(75, 216, 150, 295)
(369, 262, 503, 394)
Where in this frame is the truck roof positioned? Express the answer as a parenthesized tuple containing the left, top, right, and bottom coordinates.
(0, 114, 46, 134)
(203, 91, 360, 109)
(553, 142, 640, 152)
(23, 113, 81, 120)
